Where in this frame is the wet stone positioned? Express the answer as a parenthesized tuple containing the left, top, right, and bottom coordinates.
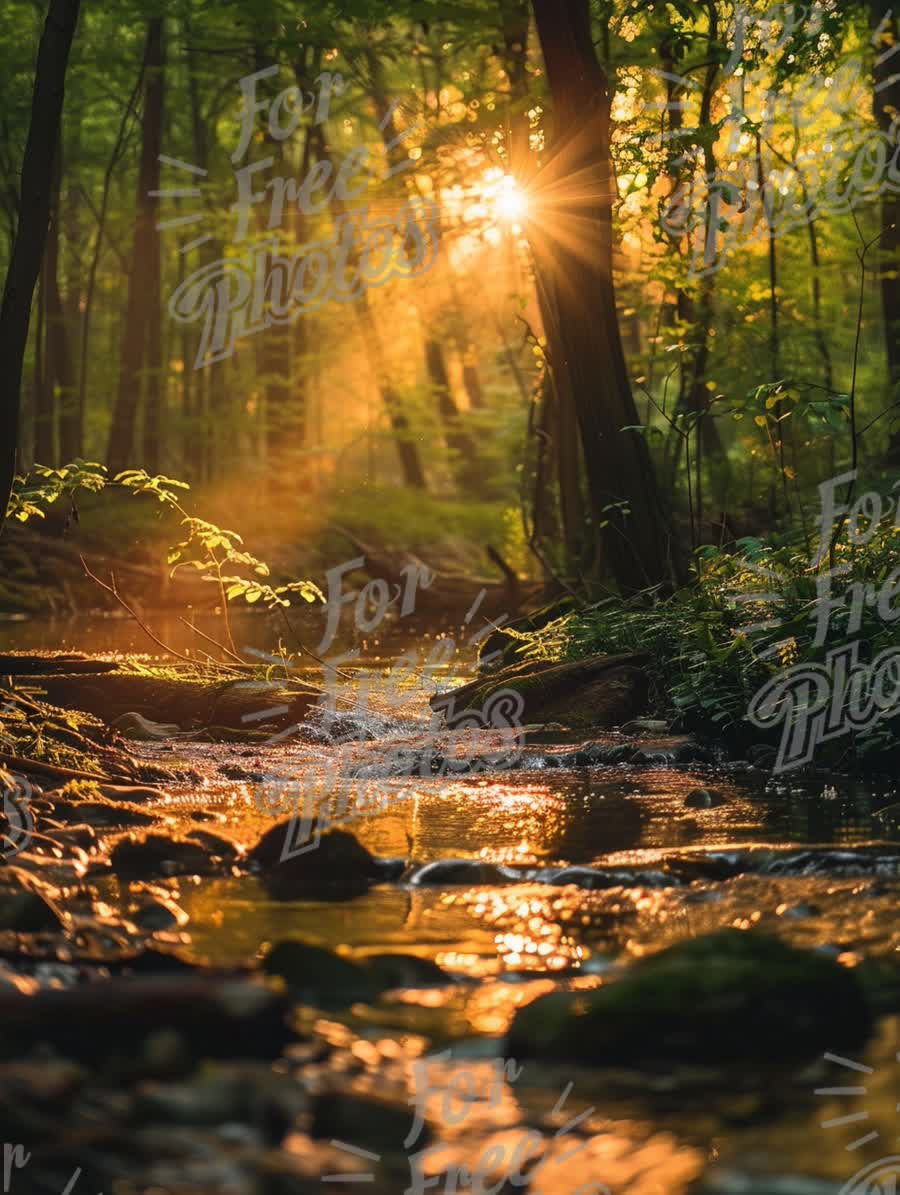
(547, 866, 676, 890)
(132, 897, 189, 931)
(364, 952, 451, 989)
(111, 833, 213, 880)
(250, 825, 389, 901)
(311, 1091, 429, 1153)
(407, 859, 513, 887)
(0, 886, 63, 933)
(685, 788, 727, 809)
(261, 940, 379, 1006)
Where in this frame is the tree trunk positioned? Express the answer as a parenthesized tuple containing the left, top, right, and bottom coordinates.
(308, 121, 427, 489)
(498, 0, 585, 575)
(62, 113, 84, 460)
(0, 0, 81, 528)
(365, 47, 476, 490)
(873, 4, 900, 460)
(660, 28, 728, 521)
(33, 268, 54, 463)
(141, 18, 165, 472)
(107, 18, 163, 475)
(255, 48, 304, 478)
(530, 0, 677, 590)
(44, 144, 77, 462)
(424, 337, 482, 490)
(77, 67, 142, 474)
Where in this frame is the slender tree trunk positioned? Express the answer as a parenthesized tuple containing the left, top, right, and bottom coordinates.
(424, 336, 482, 490)
(77, 67, 142, 467)
(531, 0, 677, 590)
(107, 18, 163, 475)
(0, 0, 81, 527)
(184, 25, 210, 481)
(308, 121, 427, 489)
(872, 4, 900, 460)
(62, 113, 83, 457)
(365, 47, 477, 490)
(45, 144, 76, 462)
(358, 297, 427, 489)
(34, 267, 54, 463)
(255, 47, 302, 477)
(141, 18, 164, 473)
(662, 28, 728, 520)
(499, 0, 532, 182)
(33, 272, 50, 462)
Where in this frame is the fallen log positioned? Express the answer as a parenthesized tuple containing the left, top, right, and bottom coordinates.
(0, 652, 119, 675)
(27, 671, 323, 734)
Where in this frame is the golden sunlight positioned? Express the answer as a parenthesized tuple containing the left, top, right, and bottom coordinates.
(493, 174, 528, 223)
(465, 167, 529, 229)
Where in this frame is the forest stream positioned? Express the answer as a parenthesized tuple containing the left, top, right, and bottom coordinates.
(1, 611, 899, 1195)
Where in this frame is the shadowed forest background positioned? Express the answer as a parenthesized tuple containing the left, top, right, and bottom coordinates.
(2, 0, 898, 607)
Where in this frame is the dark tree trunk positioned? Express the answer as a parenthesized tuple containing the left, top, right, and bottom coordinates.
(660, 28, 728, 520)
(255, 47, 302, 476)
(531, 0, 677, 590)
(873, 4, 900, 460)
(107, 18, 163, 475)
(499, 0, 585, 573)
(141, 19, 165, 473)
(0, 0, 81, 528)
(62, 113, 84, 458)
(33, 269, 53, 463)
(359, 297, 428, 490)
(45, 144, 77, 462)
(185, 25, 210, 481)
(77, 65, 143, 471)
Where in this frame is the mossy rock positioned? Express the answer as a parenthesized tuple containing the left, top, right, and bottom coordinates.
(507, 930, 872, 1063)
(261, 941, 379, 1006)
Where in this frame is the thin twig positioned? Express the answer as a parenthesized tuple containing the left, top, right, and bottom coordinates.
(81, 556, 237, 671)
(178, 616, 250, 667)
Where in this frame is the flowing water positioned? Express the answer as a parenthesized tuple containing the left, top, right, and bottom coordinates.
(4, 608, 900, 1193)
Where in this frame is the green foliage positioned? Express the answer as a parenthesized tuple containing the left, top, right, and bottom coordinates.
(6, 460, 107, 522)
(510, 515, 900, 761)
(7, 464, 324, 625)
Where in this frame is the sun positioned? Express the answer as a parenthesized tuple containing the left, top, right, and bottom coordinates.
(493, 174, 528, 223)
